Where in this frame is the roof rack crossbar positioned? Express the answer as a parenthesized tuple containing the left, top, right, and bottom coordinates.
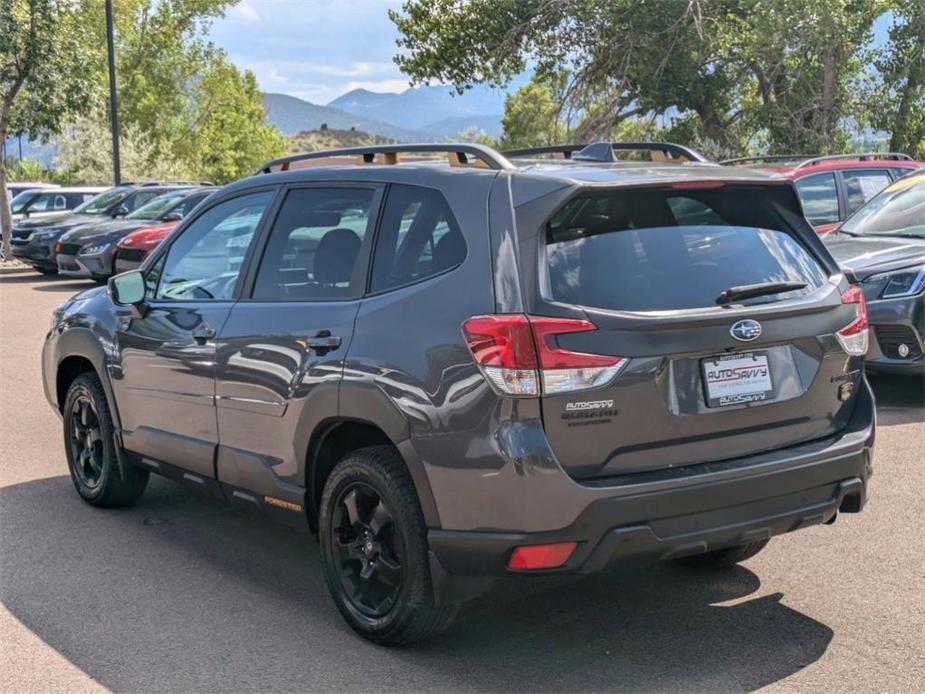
(502, 141, 710, 163)
(793, 152, 915, 169)
(255, 143, 514, 174)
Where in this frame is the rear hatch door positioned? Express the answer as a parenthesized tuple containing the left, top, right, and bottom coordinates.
(527, 182, 863, 480)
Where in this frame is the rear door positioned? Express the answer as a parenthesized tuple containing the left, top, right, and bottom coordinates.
(214, 185, 381, 500)
(524, 182, 863, 480)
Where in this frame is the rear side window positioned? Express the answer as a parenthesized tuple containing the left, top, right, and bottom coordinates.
(841, 169, 892, 214)
(795, 173, 839, 225)
(252, 187, 376, 300)
(544, 187, 828, 312)
(370, 185, 466, 293)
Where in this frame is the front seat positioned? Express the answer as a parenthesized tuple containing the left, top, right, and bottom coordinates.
(312, 227, 362, 297)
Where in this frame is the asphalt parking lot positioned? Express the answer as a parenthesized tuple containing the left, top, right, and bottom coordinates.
(1, 270, 923, 693)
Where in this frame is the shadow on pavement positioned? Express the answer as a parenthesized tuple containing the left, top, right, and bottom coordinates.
(869, 373, 924, 426)
(0, 271, 94, 294)
(1, 474, 833, 692)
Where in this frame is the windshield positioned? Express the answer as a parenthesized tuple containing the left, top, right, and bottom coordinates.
(74, 187, 132, 215)
(9, 190, 40, 214)
(840, 175, 925, 238)
(127, 191, 187, 220)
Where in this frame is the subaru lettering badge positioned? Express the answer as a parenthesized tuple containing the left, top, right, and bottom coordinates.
(730, 319, 762, 342)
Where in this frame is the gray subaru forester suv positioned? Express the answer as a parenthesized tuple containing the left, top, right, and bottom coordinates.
(42, 142, 874, 645)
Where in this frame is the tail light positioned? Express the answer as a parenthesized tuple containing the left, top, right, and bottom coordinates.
(462, 314, 626, 396)
(836, 285, 869, 356)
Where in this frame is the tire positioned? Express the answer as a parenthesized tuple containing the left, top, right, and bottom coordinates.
(63, 372, 149, 507)
(92, 277, 108, 286)
(675, 539, 770, 568)
(37, 267, 58, 275)
(319, 446, 459, 645)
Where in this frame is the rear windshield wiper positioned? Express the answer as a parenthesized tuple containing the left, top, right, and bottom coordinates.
(715, 281, 807, 305)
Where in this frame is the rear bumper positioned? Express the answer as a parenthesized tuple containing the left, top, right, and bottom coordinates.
(427, 380, 874, 599)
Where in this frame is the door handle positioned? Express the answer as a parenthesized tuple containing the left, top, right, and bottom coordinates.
(192, 322, 217, 345)
(306, 330, 342, 353)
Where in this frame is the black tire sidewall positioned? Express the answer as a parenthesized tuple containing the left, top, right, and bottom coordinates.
(319, 450, 431, 643)
(63, 374, 117, 503)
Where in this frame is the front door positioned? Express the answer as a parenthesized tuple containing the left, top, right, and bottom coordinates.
(215, 185, 381, 500)
(115, 190, 275, 478)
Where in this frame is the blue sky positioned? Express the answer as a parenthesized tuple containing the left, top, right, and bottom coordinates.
(209, 0, 413, 104)
(209, 2, 894, 107)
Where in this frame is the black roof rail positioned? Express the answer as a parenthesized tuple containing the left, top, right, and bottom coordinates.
(501, 144, 587, 159)
(119, 180, 214, 187)
(793, 152, 915, 169)
(254, 143, 514, 174)
(503, 141, 710, 163)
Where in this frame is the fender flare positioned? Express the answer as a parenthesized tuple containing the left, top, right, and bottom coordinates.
(304, 381, 440, 529)
(53, 327, 123, 431)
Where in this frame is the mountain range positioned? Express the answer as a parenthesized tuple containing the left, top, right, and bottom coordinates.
(264, 82, 513, 141)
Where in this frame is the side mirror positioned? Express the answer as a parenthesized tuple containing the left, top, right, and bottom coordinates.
(109, 270, 146, 307)
(112, 205, 130, 218)
(162, 211, 183, 222)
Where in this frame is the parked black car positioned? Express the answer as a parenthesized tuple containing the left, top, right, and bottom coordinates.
(11, 182, 203, 274)
(825, 171, 925, 374)
(55, 187, 215, 282)
(43, 143, 874, 645)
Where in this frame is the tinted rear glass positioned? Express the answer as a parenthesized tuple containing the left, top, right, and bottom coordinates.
(545, 186, 828, 311)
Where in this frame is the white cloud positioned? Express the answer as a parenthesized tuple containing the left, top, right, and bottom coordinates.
(230, 1, 261, 23)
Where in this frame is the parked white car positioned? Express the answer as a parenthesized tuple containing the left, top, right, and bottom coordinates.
(6, 182, 59, 201)
(10, 187, 107, 223)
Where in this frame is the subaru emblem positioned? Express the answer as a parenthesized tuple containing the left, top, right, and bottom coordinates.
(730, 319, 762, 342)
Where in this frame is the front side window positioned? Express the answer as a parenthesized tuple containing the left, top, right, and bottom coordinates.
(370, 185, 466, 293)
(155, 191, 272, 301)
(75, 187, 133, 214)
(795, 173, 840, 225)
(252, 187, 376, 300)
(127, 191, 188, 220)
(544, 187, 828, 312)
(841, 169, 892, 214)
(122, 190, 164, 213)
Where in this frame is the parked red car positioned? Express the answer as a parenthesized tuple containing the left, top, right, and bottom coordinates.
(112, 221, 179, 273)
(721, 153, 923, 233)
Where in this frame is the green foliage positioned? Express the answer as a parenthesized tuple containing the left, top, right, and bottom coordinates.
(1, 0, 96, 256)
(55, 114, 191, 184)
(500, 72, 569, 149)
(392, 0, 913, 157)
(4, 156, 47, 182)
(182, 64, 287, 183)
(865, 0, 925, 157)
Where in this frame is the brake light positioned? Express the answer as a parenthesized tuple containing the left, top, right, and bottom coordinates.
(462, 315, 626, 396)
(508, 542, 577, 570)
(671, 180, 726, 190)
(836, 285, 869, 356)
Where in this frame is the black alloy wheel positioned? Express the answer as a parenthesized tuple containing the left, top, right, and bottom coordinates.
(330, 482, 404, 619)
(68, 395, 105, 490)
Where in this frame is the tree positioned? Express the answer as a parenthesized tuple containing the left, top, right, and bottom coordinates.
(500, 72, 570, 149)
(866, 0, 925, 157)
(391, 0, 890, 157)
(181, 60, 287, 183)
(0, 0, 93, 260)
(55, 114, 190, 184)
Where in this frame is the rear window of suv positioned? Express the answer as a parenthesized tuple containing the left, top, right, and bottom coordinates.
(544, 186, 829, 312)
